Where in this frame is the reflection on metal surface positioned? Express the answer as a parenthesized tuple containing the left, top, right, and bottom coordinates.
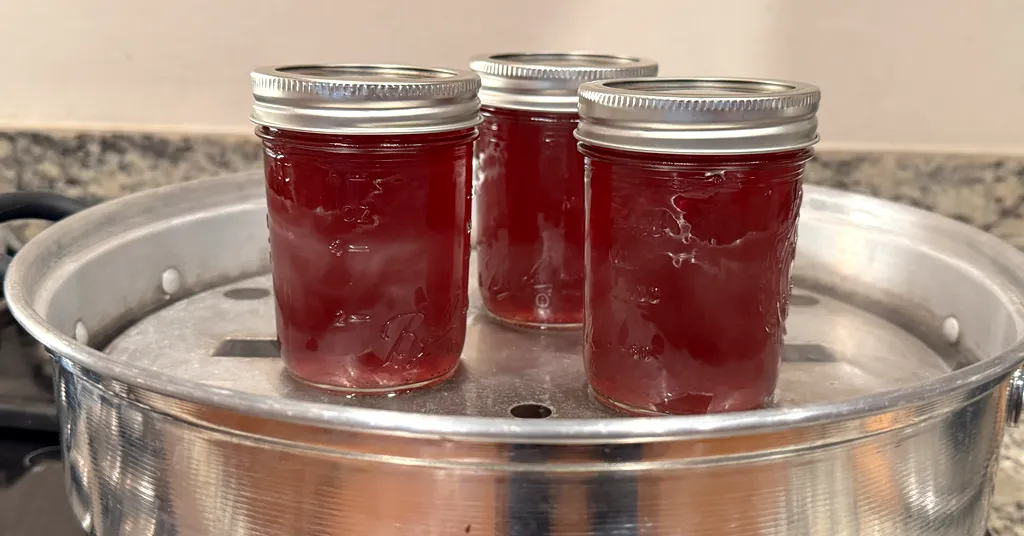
(56, 360, 1005, 535)
(781, 343, 836, 363)
(1007, 368, 1024, 427)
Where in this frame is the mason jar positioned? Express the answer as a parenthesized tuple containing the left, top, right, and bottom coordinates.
(251, 65, 480, 394)
(470, 53, 658, 329)
(576, 78, 821, 415)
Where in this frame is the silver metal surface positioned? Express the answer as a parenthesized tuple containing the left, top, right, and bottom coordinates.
(469, 52, 658, 113)
(1009, 368, 1024, 427)
(575, 77, 820, 154)
(250, 64, 482, 134)
(7, 171, 1024, 535)
(104, 271, 955, 417)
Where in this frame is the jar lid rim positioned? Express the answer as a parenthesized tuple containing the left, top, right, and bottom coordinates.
(576, 77, 821, 154)
(469, 52, 659, 113)
(250, 64, 481, 134)
(470, 52, 658, 79)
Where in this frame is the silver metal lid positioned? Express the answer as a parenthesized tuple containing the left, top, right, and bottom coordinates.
(469, 53, 659, 113)
(250, 64, 482, 135)
(575, 77, 821, 154)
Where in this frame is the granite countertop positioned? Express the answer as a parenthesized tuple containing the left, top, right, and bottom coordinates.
(3, 130, 1024, 533)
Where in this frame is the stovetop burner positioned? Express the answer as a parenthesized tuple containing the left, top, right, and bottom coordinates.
(0, 300, 58, 432)
(0, 428, 83, 535)
(0, 295, 81, 534)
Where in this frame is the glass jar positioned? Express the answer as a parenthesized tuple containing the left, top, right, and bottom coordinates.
(575, 78, 821, 415)
(251, 65, 481, 394)
(469, 53, 658, 329)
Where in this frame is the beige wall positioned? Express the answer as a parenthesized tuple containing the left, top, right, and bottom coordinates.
(2, 0, 1022, 153)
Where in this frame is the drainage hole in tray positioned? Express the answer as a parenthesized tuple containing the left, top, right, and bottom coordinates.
(223, 287, 271, 300)
(510, 403, 553, 419)
(213, 338, 280, 358)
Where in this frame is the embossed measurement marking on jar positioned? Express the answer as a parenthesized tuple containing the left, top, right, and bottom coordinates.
(336, 172, 397, 227)
(329, 240, 371, 256)
(333, 311, 373, 327)
(339, 204, 376, 225)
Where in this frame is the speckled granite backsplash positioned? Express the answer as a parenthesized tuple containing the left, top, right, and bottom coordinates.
(4, 129, 1024, 534)
(0, 132, 262, 202)
(3, 130, 1024, 249)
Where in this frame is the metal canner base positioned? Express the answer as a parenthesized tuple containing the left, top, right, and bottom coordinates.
(6, 172, 1024, 535)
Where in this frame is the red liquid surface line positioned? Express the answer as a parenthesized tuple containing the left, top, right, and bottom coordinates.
(476, 106, 586, 328)
(260, 127, 475, 393)
(581, 145, 813, 415)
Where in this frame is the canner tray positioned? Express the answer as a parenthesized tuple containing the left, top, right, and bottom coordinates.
(106, 251, 963, 419)
(8, 171, 1024, 536)
(96, 178, 990, 419)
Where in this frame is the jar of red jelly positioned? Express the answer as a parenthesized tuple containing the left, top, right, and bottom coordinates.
(469, 53, 658, 329)
(250, 65, 481, 394)
(576, 78, 821, 415)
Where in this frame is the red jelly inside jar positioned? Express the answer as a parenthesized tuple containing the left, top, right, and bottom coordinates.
(476, 106, 586, 327)
(581, 145, 812, 415)
(470, 53, 659, 329)
(260, 127, 475, 393)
